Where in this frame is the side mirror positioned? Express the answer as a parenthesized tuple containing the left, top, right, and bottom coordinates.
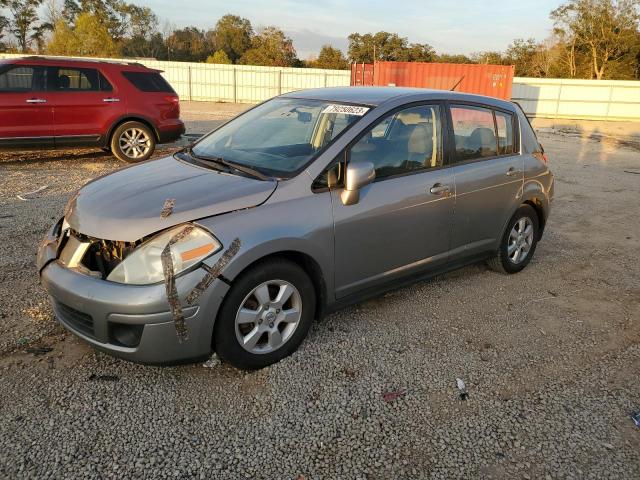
(341, 161, 375, 206)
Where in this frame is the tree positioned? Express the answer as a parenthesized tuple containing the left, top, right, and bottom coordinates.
(7, 0, 44, 52)
(0, 1, 8, 49)
(505, 38, 541, 76)
(551, 0, 640, 79)
(239, 26, 298, 66)
(435, 53, 475, 63)
(208, 14, 252, 63)
(348, 31, 435, 63)
(470, 51, 507, 65)
(46, 12, 119, 56)
(206, 49, 232, 64)
(309, 44, 348, 69)
(165, 27, 208, 61)
(119, 4, 163, 58)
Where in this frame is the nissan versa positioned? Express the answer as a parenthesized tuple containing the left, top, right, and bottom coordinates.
(37, 87, 554, 370)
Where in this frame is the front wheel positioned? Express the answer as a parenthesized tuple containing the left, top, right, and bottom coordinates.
(214, 259, 316, 370)
(487, 204, 539, 274)
(110, 121, 156, 163)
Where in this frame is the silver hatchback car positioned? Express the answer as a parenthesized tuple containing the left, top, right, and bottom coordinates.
(37, 87, 554, 369)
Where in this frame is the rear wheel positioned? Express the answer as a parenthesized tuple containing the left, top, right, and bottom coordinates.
(214, 259, 316, 370)
(110, 121, 156, 163)
(487, 204, 539, 274)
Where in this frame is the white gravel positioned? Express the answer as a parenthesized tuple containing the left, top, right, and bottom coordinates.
(0, 108, 638, 479)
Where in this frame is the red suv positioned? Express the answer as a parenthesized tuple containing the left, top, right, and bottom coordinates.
(0, 57, 184, 162)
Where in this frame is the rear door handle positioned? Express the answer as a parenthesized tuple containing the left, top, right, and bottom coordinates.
(103, 98, 120, 103)
(506, 167, 522, 177)
(26, 98, 46, 103)
(430, 183, 451, 195)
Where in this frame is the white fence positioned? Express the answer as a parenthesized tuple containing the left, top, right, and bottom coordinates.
(2, 53, 640, 121)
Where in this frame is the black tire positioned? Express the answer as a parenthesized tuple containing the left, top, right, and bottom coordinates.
(110, 121, 156, 163)
(214, 259, 316, 370)
(487, 204, 539, 274)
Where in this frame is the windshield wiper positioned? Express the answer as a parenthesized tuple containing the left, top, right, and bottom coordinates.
(185, 147, 270, 181)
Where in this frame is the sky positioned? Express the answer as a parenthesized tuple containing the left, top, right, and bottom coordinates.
(137, 0, 564, 59)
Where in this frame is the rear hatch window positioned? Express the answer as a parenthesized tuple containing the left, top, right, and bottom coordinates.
(121, 71, 175, 93)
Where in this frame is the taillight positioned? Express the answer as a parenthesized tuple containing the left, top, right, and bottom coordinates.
(542, 153, 548, 164)
(164, 95, 179, 104)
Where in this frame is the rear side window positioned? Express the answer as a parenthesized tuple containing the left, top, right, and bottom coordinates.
(0, 66, 37, 91)
(451, 106, 497, 160)
(495, 111, 515, 155)
(122, 71, 175, 93)
(48, 67, 100, 91)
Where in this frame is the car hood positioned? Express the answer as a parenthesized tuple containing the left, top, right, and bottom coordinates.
(65, 155, 277, 241)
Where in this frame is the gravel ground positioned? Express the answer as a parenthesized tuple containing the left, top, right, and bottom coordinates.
(0, 104, 639, 479)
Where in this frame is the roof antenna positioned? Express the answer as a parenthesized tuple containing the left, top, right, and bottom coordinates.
(450, 76, 465, 91)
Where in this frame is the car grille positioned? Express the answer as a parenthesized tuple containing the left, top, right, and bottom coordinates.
(53, 301, 95, 339)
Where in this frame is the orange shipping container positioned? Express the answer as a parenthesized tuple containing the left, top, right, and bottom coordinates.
(351, 62, 515, 100)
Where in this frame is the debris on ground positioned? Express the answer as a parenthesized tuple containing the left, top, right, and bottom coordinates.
(17, 185, 49, 201)
(88, 374, 120, 382)
(623, 170, 640, 175)
(456, 377, 469, 401)
(382, 389, 406, 402)
(631, 411, 640, 427)
(25, 346, 53, 356)
(202, 354, 221, 368)
(160, 198, 176, 218)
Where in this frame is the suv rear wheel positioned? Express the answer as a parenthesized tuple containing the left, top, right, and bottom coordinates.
(487, 204, 539, 274)
(214, 259, 316, 370)
(110, 121, 156, 163)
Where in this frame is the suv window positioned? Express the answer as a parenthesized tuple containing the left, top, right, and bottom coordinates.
(0, 66, 42, 92)
(122, 71, 175, 93)
(349, 104, 442, 180)
(48, 67, 101, 91)
(450, 106, 498, 160)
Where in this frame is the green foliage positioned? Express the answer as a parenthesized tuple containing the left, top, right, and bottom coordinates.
(209, 14, 252, 63)
(239, 26, 298, 67)
(47, 12, 119, 56)
(308, 44, 348, 69)
(551, 0, 640, 79)
(435, 53, 475, 64)
(348, 31, 435, 63)
(206, 49, 232, 64)
(166, 26, 208, 62)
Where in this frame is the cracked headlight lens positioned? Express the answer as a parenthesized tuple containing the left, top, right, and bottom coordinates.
(107, 225, 221, 285)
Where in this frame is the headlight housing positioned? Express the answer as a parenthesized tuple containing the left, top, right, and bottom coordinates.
(107, 225, 221, 285)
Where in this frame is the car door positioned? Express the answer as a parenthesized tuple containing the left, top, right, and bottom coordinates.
(330, 103, 455, 299)
(447, 104, 524, 257)
(0, 64, 53, 147)
(46, 66, 119, 146)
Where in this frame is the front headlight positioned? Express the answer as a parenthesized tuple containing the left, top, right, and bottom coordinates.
(107, 225, 221, 285)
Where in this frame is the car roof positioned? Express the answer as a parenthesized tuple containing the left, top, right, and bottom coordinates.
(0, 56, 157, 72)
(281, 86, 516, 111)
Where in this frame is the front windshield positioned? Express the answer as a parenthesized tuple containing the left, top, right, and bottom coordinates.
(191, 98, 369, 177)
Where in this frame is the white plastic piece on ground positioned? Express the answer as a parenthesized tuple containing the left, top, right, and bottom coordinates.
(17, 185, 49, 201)
(203, 354, 221, 368)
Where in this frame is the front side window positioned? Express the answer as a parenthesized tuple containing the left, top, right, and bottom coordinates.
(49, 67, 100, 91)
(349, 104, 442, 180)
(0, 66, 36, 92)
(191, 98, 366, 177)
(451, 106, 497, 161)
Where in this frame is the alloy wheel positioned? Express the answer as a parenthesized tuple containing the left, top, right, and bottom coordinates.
(118, 128, 151, 159)
(234, 280, 303, 354)
(508, 216, 534, 264)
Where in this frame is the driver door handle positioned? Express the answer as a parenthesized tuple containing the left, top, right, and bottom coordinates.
(26, 98, 46, 103)
(506, 167, 522, 177)
(430, 183, 451, 195)
(103, 98, 120, 103)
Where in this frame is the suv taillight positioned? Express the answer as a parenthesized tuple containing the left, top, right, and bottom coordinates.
(164, 95, 179, 104)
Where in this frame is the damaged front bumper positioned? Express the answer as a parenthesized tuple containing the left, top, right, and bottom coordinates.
(37, 224, 230, 364)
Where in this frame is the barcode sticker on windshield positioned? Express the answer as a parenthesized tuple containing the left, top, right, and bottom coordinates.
(322, 104, 370, 116)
